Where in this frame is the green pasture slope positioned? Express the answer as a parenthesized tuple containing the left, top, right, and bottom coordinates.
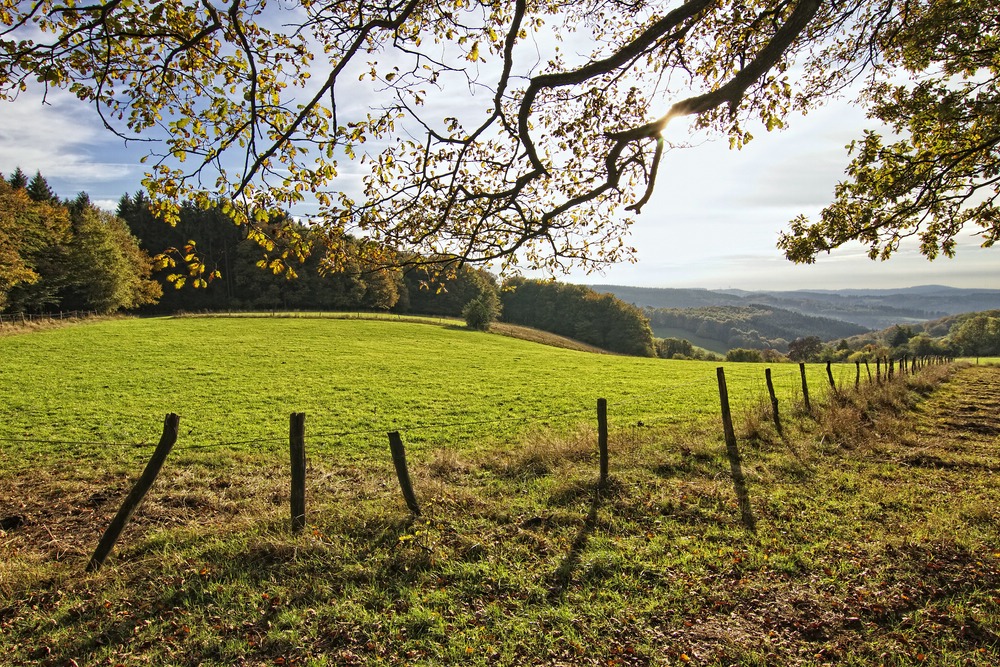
(2, 317, 998, 666)
(0, 316, 843, 462)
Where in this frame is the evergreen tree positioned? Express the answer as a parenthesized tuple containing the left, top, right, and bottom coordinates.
(26, 171, 58, 203)
(7, 167, 27, 190)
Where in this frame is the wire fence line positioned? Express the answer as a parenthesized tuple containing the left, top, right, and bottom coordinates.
(0, 360, 930, 457)
(0, 310, 101, 326)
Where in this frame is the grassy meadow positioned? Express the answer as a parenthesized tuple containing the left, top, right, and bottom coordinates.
(1, 316, 997, 666)
(0, 315, 844, 462)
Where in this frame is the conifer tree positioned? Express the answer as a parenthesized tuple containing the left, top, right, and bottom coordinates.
(26, 171, 58, 204)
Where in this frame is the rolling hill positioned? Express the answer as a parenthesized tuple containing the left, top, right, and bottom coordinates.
(591, 284, 1000, 330)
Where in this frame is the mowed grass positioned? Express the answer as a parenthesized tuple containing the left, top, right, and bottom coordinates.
(2, 317, 997, 666)
(0, 316, 839, 463)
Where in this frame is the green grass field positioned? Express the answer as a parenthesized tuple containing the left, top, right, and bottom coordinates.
(2, 317, 996, 666)
(0, 316, 846, 463)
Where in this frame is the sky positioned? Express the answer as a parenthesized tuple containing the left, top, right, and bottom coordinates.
(1, 79, 996, 293)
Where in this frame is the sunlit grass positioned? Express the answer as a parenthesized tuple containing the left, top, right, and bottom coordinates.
(0, 316, 841, 462)
(1, 319, 996, 666)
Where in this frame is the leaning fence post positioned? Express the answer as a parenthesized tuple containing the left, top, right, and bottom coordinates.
(865, 359, 872, 383)
(289, 412, 306, 532)
(387, 431, 421, 515)
(717, 367, 755, 530)
(597, 398, 609, 488)
(717, 368, 739, 455)
(855, 361, 861, 389)
(826, 361, 837, 393)
(765, 368, 782, 436)
(799, 362, 811, 412)
(87, 413, 180, 572)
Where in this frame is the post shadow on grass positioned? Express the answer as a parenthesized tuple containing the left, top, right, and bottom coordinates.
(547, 398, 616, 599)
(716, 368, 757, 532)
(548, 485, 606, 600)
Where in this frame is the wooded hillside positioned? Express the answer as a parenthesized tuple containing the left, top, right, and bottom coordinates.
(595, 284, 1000, 330)
(647, 304, 870, 352)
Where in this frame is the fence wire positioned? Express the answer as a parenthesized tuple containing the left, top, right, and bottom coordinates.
(0, 362, 940, 459)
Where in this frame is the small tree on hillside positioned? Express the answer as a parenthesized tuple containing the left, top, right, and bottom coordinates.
(463, 289, 501, 331)
(787, 336, 823, 362)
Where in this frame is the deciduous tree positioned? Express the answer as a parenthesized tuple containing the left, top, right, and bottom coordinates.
(951, 314, 1000, 360)
(787, 335, 823, 362)
(2, 1, 994, 274)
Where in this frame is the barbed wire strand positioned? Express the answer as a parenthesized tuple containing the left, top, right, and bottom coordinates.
(0, 363, 910, 452)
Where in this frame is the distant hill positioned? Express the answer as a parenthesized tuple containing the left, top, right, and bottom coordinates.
(843, 308, 1000, 347)
(644, 304, 869, 353)
(591, 284, 1000, 330)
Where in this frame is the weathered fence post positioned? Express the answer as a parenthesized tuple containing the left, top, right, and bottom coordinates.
(289, 412, 306, 532)
(865, 359, 872, 383)
(826, 361, 837, 393)
(888, 358, 895, 380)
(716, 367, 755, 530)
(87, 413, 180, 572)
(799, 362, 811, 412)
(765, 368, 782, 436)
(387, 431, 421, 515)
(717, 368, 739, 454)
(876, 358, 882, 382)
(855, 361, 861, 389)
(597, 398, 609, 488)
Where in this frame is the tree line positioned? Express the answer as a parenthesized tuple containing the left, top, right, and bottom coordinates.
(1, 169, 160, 314)
(499, 278, 656, 357)
(3, 172, 661, 357)
(646, 305, 868, 353)
(752, 313, 1000, 365)
(121, 193, 659, 357)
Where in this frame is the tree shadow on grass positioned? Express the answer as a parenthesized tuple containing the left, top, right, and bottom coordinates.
(23, 512, 425, 667)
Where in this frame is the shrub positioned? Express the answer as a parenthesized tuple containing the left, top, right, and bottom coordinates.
(726, 348, 763, 362)
(463, 291, 501, 330)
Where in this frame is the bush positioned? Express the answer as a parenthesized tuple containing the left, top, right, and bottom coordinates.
(463, 291, 501, 331)
(726, 348, 764, 362)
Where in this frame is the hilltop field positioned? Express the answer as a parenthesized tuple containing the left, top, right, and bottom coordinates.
(1, 316, 998, 666)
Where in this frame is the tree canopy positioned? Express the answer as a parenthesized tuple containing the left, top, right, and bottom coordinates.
(0, 175, 161, 313)
(2, 1, 995, 273)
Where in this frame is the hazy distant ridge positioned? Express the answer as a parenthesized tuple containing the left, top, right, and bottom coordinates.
(590, 284, 1000, 330)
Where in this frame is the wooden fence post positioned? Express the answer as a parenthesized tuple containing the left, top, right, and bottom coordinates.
(289, 412, 306, 532)
(799, 362, 811, 412)
(87, 413, 180, 572)
(826, 361, 837, 393)
(717, 368, 739, 455)
(765, 368, 782, 436)
(888, 358, 895, 380)
(855, 361, 860, 389)
(865, 359, 872, 383)
(717, 367, 755, 530)
(876, 358, 882, 382)
(387, 431, 421, 515)
(597, 398, 609, 488)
